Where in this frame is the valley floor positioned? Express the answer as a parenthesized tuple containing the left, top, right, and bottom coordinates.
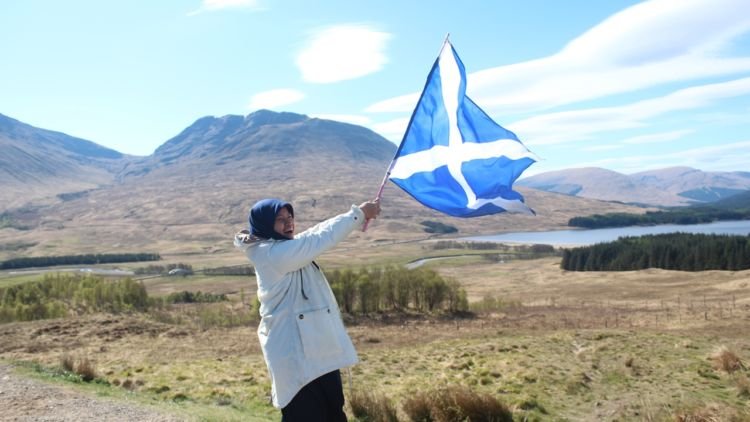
(1, 254, 749, 421)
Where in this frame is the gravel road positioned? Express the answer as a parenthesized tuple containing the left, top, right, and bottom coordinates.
(0, 364, 186, 422)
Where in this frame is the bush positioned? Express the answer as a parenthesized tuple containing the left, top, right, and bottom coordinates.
(164, 291, 228, 304)
(327, 267, 469, 315)
(711, 346, 745, 373)
(60, 354, 75, 372)
(402, 392, 433, 422)
(402, 386, 512, 422)
(470, 295, 521, 313)
(349, 390, 399, 422)
(59, 354, 97, 382)
(420, 221, 458, 234)
(75, 357, 97, 382)
(0, 274, 149, 323)
(193, 303, 259, 329)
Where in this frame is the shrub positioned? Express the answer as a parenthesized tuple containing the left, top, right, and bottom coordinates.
(420, 220, 458, 234)
(60, 354, 75, 372)
(403, 391, 433, 421)
(470, 295, 521, 313)
(711, 346, 745, 373)
(75, 357, 97, 382)
(327, 266, 469, 315)
(0, 274, 149, 323)
(165, 291, 228, 304)
(60, 354, 97, 382)
(402, 386, 512, 422)
(349, 390, 398, 422)
(195, 303, 259, 329)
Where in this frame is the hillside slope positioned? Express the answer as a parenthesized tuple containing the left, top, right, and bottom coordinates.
(0, 113, 130, 210)
(518, 166, 750, 206)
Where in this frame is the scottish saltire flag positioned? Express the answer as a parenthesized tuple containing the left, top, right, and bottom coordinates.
(388, 41, 537, 217)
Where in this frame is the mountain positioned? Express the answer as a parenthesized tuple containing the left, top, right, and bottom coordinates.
(118, 110, 395, 180)
(0, 113, 129, 210)
(630, 167, 750, 203)
(0, 111, 650, 259)
(517, 166, 750, 206)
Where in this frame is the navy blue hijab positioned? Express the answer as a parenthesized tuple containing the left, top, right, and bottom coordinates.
(249, 198, 294, 241)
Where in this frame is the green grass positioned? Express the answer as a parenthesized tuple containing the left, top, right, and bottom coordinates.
(348, 329, 749, 421)
(0, 272, 49, 288)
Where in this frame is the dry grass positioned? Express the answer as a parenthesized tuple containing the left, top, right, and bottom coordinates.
(672, 403, 750, 422)
(74, 356, 97, 382)
(402, 392, 432, 421)
(710, 346, 746, 373)
(60, 354, 75, 372)
(59, 353, 97, 381)
(401, 386, 512, 422)
(349, 390, 399, 422)
(2, 255, 750, 421)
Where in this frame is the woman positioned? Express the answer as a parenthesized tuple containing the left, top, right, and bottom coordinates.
(234, 198, 381, 421)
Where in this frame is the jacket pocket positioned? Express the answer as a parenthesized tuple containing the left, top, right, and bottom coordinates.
(258, 315, 273, 337)
(295, 307, 342, 360)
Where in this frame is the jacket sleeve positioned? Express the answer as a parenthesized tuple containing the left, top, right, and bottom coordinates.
(262, 205, 365, 274)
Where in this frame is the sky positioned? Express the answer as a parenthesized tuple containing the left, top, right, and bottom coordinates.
(1, 0, 749, 177)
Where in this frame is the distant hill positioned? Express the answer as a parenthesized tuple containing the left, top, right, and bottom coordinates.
(0, 113, 129, 210)
(0, 110, 651, 259)
(707, 189, 750, 210)
(518, 166, 750, 206)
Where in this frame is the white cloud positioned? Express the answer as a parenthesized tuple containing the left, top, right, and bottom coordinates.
(296, 24, 391, 83)
(310, 114, 371, 125)
(621, 130, 693, 145)
(510, 76, 750, 145)
(367, 0, 750, 114)
(366, 93, 418, 113)
(248, 89, 305, 110)
(581, 144, 624, 152)
(574, 140, 750, 173)
(369, 117, 409, 142)
(188, 0, 263, 16)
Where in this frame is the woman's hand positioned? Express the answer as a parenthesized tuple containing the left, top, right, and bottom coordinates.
(359, 199, 381, 220)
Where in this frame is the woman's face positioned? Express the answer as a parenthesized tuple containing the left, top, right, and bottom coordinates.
(273, 207, 295, 239)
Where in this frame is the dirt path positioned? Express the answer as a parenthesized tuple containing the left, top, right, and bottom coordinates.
(0, 364, 185, 422)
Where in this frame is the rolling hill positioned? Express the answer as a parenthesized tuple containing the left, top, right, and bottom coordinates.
(517, 166, 750, 206)
(0, 113, 130, 210)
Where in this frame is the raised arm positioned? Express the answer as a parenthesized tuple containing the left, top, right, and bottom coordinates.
(262, 200, 380, 274)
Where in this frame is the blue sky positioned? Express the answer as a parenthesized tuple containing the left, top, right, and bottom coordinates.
(2, 0, 749, 176)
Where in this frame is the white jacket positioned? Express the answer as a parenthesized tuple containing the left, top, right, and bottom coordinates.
(234, 205, 363, 408)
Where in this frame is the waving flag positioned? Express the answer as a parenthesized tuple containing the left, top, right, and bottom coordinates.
(387, 40, 537, 217)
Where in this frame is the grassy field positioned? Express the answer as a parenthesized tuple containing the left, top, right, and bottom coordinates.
(1, 246, 749, 421)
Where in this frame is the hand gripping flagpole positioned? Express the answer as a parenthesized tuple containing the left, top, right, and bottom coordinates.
(363, 34, 452, 232)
